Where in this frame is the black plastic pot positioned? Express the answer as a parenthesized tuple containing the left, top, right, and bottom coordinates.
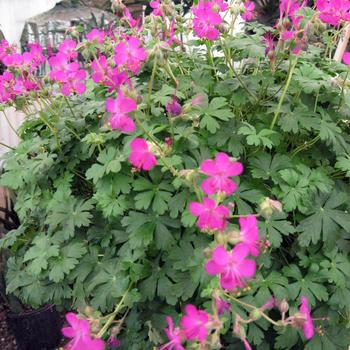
(7, 304, 62, 350)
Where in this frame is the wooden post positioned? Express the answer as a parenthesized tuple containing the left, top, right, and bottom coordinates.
(333, 23, 350, 62)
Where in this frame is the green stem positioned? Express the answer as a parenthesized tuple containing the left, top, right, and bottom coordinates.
(291, 135, 320, 157)
(148, 56, 158, 105)
(338, 68, 350, 110)
(1, 110, 20, 138)
(224, 293, 282, 327)
(206, 41, 218, 81)
(163, 62, 178, 86)
(96, 285, 131, 339)
(270, 56, 298, 130)
(220, 39, 258, 102)
(64, 96, 76, 119)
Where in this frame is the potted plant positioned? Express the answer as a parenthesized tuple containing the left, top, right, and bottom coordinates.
(0, 193, 62, 350)
(0, 0, 349, 349)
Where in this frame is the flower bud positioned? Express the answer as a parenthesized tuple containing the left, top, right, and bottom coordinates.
(215, 233, 226, 245)
(249, 309, 262, 320)
(84, 306, 95, 317)
(166, 97, 182, 116)
(279, 299, 289, 313)
(259, 197, 282, 218)
(90, 319, 100, 333)
(203, 247, 212, 259)
(227, 230, 241, 245)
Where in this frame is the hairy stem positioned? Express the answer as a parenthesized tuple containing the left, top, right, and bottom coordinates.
(270, 56, 298, 130)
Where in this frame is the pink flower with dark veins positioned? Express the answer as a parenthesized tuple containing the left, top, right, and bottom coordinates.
(189, 198, 230, 231)
(106, 91, 137, 132)
(114, 36, 147, 74)
(129, 138, 157, 170)
(180, 305, 209, 344)
(205, 245, 256, 290)
(159, 316, 185, 350)
(62, 313, 105, 350)
(200, 152, 243, 196)
(238, 215, 260, 257)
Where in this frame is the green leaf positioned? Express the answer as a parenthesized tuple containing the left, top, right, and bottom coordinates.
(49, 242, 87, 282)
(298, 190, 350, 246)
(260, 213, 295, 248)
(283, 265, 329, 305)
(23, 235, 59, 275)
(335, 154, 350, 177)
(249, 152, 291, 181)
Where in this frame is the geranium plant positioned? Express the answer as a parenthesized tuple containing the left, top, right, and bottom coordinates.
(0, 0, 350, 349)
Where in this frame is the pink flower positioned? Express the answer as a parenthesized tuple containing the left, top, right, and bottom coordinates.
(215, 297, 230, 315)
(238, 215, 260, 257)
(242, 1, 256, 21)
(123, 8, 140, 28)
(166, 96, 182, 116)
(282, 30, 295, 41)
(205, 245, 256, 290)
(150, 0, 163, 16)
(91, 55, 129, 91)
(87, 28, 106, 44)
(108, 336, 121, 348)
(62, 313, 105, 350)
(180, 305, 209, 343)
(343, 52, 350, 65)
(106, 91, 137, 132)
(192, 0, 224, 40)
(114, 36, 147, 74)
(316, 0, 350, 26)
(159, 316, 185, 350)
(129, 138, 157, 171)
(189, 198, 230, 231)
(299, 296, 314, 340)
(58, 39, 78, 60)
(200, 152, 243, 196)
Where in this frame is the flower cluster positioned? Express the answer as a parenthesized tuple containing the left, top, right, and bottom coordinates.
(277, 0, 308, 55)
(62, 313, 105, 350)
(0, 40, 44, 102)
(49, 39, 86, 96)
(192, 0, 228, 40)
(316, 0, 350, 26)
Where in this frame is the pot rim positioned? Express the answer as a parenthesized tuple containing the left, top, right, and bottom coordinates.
(7, 304, 56, 319)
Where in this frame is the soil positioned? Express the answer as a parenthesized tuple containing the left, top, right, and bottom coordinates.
(0, 303, 17, 350)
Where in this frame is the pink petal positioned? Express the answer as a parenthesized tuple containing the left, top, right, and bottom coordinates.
(200, 159, 217, 176)
(61, 327, 75, 338)
(212, 245, 230, 265)
(238, 258, 256, 278)
(201, 178, 217, 195)
(231, 244, 250, 262)
(205, 260, 225, 275)
(189, 202, 204, 216)
(142, 153, 157, 170)
(130, 138, 148, 151)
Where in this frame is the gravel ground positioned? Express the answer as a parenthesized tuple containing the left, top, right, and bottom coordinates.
(0, 303, 17, 350)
